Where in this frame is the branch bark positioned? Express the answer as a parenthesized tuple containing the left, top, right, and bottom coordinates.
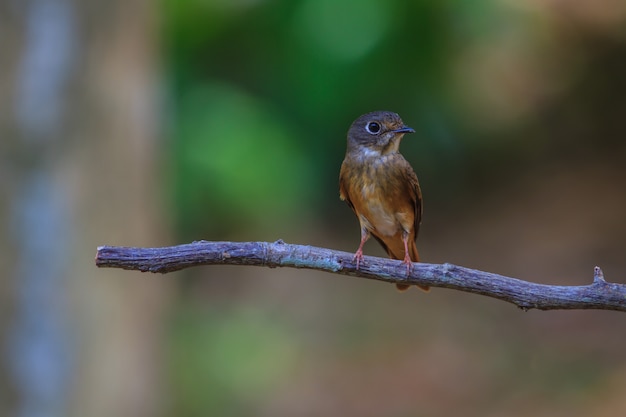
(95, 240, 626, 312)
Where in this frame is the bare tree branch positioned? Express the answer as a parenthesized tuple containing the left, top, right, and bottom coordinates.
(95, 240, 626, 312)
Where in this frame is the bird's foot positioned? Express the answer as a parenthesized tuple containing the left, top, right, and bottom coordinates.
(400, 254, 430, 292)
(353, 249, 364, 270)
(395, 254, 413, 291)
(402, 253, 412, 276)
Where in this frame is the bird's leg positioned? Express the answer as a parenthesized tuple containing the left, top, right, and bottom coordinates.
(401, 231, 412, 275)
(353, 228, 370, 269)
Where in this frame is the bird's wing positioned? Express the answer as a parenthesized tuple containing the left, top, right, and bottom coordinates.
(339, 161, 356, 214)
(402, 159, 422, 240)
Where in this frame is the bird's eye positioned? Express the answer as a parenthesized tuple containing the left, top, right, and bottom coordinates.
(365, 121, 381, 135)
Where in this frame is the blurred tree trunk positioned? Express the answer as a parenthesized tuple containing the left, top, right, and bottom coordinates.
(1, 1, 170, 417)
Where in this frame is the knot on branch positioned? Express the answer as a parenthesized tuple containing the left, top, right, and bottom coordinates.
(593, 266, 607, 285)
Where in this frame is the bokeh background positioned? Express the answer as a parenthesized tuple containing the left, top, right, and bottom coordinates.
(2, 0, 626, 416)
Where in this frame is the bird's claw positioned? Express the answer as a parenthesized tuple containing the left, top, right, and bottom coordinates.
(353, 249, 364, 270)
(402, 255, 412, 276)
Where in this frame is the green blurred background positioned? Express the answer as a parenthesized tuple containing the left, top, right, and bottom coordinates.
(2, 0, 626, 416)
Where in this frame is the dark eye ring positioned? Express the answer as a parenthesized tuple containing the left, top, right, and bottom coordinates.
(365, 121, 381, 135)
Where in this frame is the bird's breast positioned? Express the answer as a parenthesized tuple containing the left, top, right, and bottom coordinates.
(359, 188, 398, 236)
(356, 156, 409, 237)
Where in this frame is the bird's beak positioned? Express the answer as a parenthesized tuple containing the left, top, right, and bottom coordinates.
(393, 126, 415, 134)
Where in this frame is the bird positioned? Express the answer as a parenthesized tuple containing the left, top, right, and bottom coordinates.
(339, 111, 428, 292)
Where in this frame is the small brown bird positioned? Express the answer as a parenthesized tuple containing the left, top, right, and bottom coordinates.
(339, 111, 428, 292)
